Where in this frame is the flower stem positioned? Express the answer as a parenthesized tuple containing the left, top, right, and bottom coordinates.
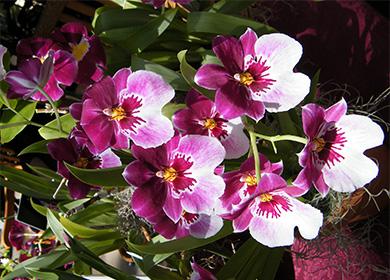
(249, 130, 261, 181)
(254, 133, 307, 154)
(36, 86, 63, 133)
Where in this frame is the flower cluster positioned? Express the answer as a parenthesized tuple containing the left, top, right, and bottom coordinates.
(3, 23, 384, 252)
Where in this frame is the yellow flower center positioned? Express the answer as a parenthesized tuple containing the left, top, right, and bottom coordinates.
(71, 39, 90, 62)
(260, 193, 273, 202)
(236, 72, 255, 86)
(203, 118, 217, 130)
(104, 107, 127, 121)
(157, 167, 178, 182)
(74, 157, 88, 169)
(244, 174, 258, 187)
(313, 137, 326, 153)
(164, 0, 177, 8)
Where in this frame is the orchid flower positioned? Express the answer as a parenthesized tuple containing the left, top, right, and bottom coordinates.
(223, 173, 323, 247)
(190, 261, 217, 280)
(51, 22, 106, 85)
(173, 89, 249, 159)
(48, 138, 121, 199)
(195, 28, 310, 121)
(123, 135, 226, 224)
(294, 98, 384, 196)
(80, 69, 175, 152)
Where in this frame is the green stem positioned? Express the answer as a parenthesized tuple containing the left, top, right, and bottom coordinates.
(249, 130, 261, 181)
(254, 133, 307, 154)
(36, 86, 63, 133)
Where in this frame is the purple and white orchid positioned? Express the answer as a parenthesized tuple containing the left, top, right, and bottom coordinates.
(153, 210, 223, 239)
(195, 28, 310, 121)
(293, 98, 384, 196)
(222, 173, 323, 247)
(190, 261, 217, 280)
(143, 0, 192, 9)
(218, 153, 283, 216)
(48, 138, 121, 199)
(51, 22, 106, 85)
(80, 69, 175, 153)
(173, 89, 249, 159)
(123, 135, 226, 224)
(5, 49, 77, 101)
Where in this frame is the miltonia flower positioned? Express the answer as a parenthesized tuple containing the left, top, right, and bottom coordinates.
(123, 135, 226, 224)
(218, 153, 283, 217)
(153, 210, 223, 239)
(8, 220, 37, 251)
(293, 99, 384, 196)
(224, 173, 323, 247)
(195, 28, 310, 121)
(5, 49, 77, 101)
(190, 261, 217, 280)
(48, 138, 121, 199)
(173, 89, 249, 159)
(80, 69, 175, 152)
(51, 22, 106, 85)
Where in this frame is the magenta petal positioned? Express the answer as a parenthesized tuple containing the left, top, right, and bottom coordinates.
(212, 36, 243, 74)
(153, 216, 178, 239)
(100, 149, 121, 168)
(245, 99, 265, 122)
(60, 22, 88, 41)
(82, 114, 114, 153)
(240, 28, 258, 58)
(69, 102, 82, 120)
(324, 98, 347, 122)
(131, 144, 169, 169)
(113, 68, 132, 94)
(123, 161, 155, 187)
(53, 50, 77, 86)
(163, 189, 183, 223)
(35, 76, 63, 101)
(233, 206, 253, 232)
(189, 214, 223, 238)
(301, 103, 325, 138)
(185, 89, 208, 106)
(47, 138, 77, 163)
(313, 173, 330, 197)
(68, 175, 92, 199)
(84, 77, 117, 109)
(132, 183, 167, 223)
(258, 173, 287, 193)
(194, 64, 230, 90)
(215, 81, 248, 119)
(112, 132, 129, 150)
(5, 70, 37, 98)
(191, 262, 217, 280)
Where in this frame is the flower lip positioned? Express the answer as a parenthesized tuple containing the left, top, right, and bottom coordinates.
(181, 211, 199, 225)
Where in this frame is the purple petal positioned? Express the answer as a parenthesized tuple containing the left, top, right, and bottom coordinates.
(240, 28, 258, 58)
(113, 68, 132, 94)
(123, 161, 155, 187)
(163, 189, 183, 223)
(5, 70, 37, 99)
(194, 64, 230, 90)
(259, 72, 310, 113)
(220, 117, 249, 159)
(215, 81, 248, 120)
(254, 33, 303, 74)
(16, 37, 56, 61)
(59, 22, 88, 43)
(112, 132, 129, 150)
(35, 76, 63, 101)
(131, 144, 169, 170)
(68, 175, 92, 199)
(47, 138, 77, 163)
(84, 77, 117, 109)
(258, 173, 287, 194)
(82, 112, 113, 153)
(212, 36, 243, 74)
(126, 70, 174, 109)
(190, 262, 217, 280)
(189, 214, 223, 238)
(233, 206, 253, 232)
(132, 183, 167, 223)
(324, 98, 347, 122)
(53, 50, 77, 86)
(153, 215, 179, 239)
(185, 89, 209, 107)
(100, 149, 121, 168)
(301, 103, 325, 138)
(69, 102, 82, 121)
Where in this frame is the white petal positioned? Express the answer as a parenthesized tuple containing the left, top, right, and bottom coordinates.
(221, 118, 249, 159)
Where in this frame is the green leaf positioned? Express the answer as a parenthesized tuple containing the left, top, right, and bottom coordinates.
(0, 165, 69, 200)
(162, 103, 186, 119)
(27, 164, 62, 183)
(46, 209, 70, 246)
(187, 12, 276, 36)
(124, 8, 178, 53)
(64, 163, 128, 187)
(209, 0, 257, 15)
(26, 268, 59, 280)
(132, 55, 189, 91)
(69, 236, 136, 280)
(177, 50, 214, 99)
(38, 114, 75, 140)
(127, 222, 232, 255)
(18, 139, 50, 155)
(0, 100, 36, 144)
